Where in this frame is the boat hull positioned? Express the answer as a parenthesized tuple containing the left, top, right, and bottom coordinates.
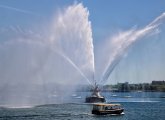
(92, 109, 124, 115)
(85, 96, 106, 103)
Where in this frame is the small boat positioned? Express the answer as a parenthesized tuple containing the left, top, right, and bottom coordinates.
(123, 95, 132, 98)
(85, 85, 106, 103)
(74, 96, 82, 99)
(71, 94, 77, 97)
(111, 94, 118, 97)
(92, 103, 124, 115)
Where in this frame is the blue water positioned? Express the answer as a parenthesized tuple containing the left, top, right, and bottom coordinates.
(0, 92, 165, 120)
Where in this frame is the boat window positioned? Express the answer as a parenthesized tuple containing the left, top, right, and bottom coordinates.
(113, 105, 121, 109)
(104, 106, 110, 110)
(104, 105, 121, 110)
(93, 105, 122, 110)
(93, 105, 100, 110)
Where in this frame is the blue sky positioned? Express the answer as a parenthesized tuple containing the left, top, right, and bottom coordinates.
(0, 0, 164, 45)
(0, 0, 165, 31)
(0, 0, 165, 84)
(0, 0, 165, 39)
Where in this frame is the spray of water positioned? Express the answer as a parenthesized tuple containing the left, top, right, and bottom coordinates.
(100, 12, 165, 85)
(0, 2, 165, 106)
(50, 3, 95, 84)
(0, 3, 95, 107)
(52, 50, 94, 86)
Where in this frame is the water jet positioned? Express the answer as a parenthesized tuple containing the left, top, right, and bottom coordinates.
(0, 2, 165, 107)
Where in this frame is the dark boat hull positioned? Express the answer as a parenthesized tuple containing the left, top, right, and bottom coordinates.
(92, 109, 124, 115)
(85, 96, 106, 103)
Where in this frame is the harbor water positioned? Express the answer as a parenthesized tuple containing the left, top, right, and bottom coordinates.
(0, 92, 165, 120)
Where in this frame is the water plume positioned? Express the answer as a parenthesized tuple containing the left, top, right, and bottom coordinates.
(1, 2, 165, 106)
(0, 3, 95, 107)
(50, 3, 95, 84)
(101, 12, 165, 85)
(51, 50, 94, 86)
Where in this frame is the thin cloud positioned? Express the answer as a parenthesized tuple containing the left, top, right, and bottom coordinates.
(0, 4, 41, 17)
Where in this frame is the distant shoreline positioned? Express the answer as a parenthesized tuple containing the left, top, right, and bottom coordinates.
(77, 81, 165, 92)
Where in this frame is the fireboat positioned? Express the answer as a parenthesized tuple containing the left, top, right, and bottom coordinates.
(85, 84, 106, 103)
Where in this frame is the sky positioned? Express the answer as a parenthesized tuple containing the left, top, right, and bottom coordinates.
(0, 0, 165, 85)
(0, 0, 165, 37)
